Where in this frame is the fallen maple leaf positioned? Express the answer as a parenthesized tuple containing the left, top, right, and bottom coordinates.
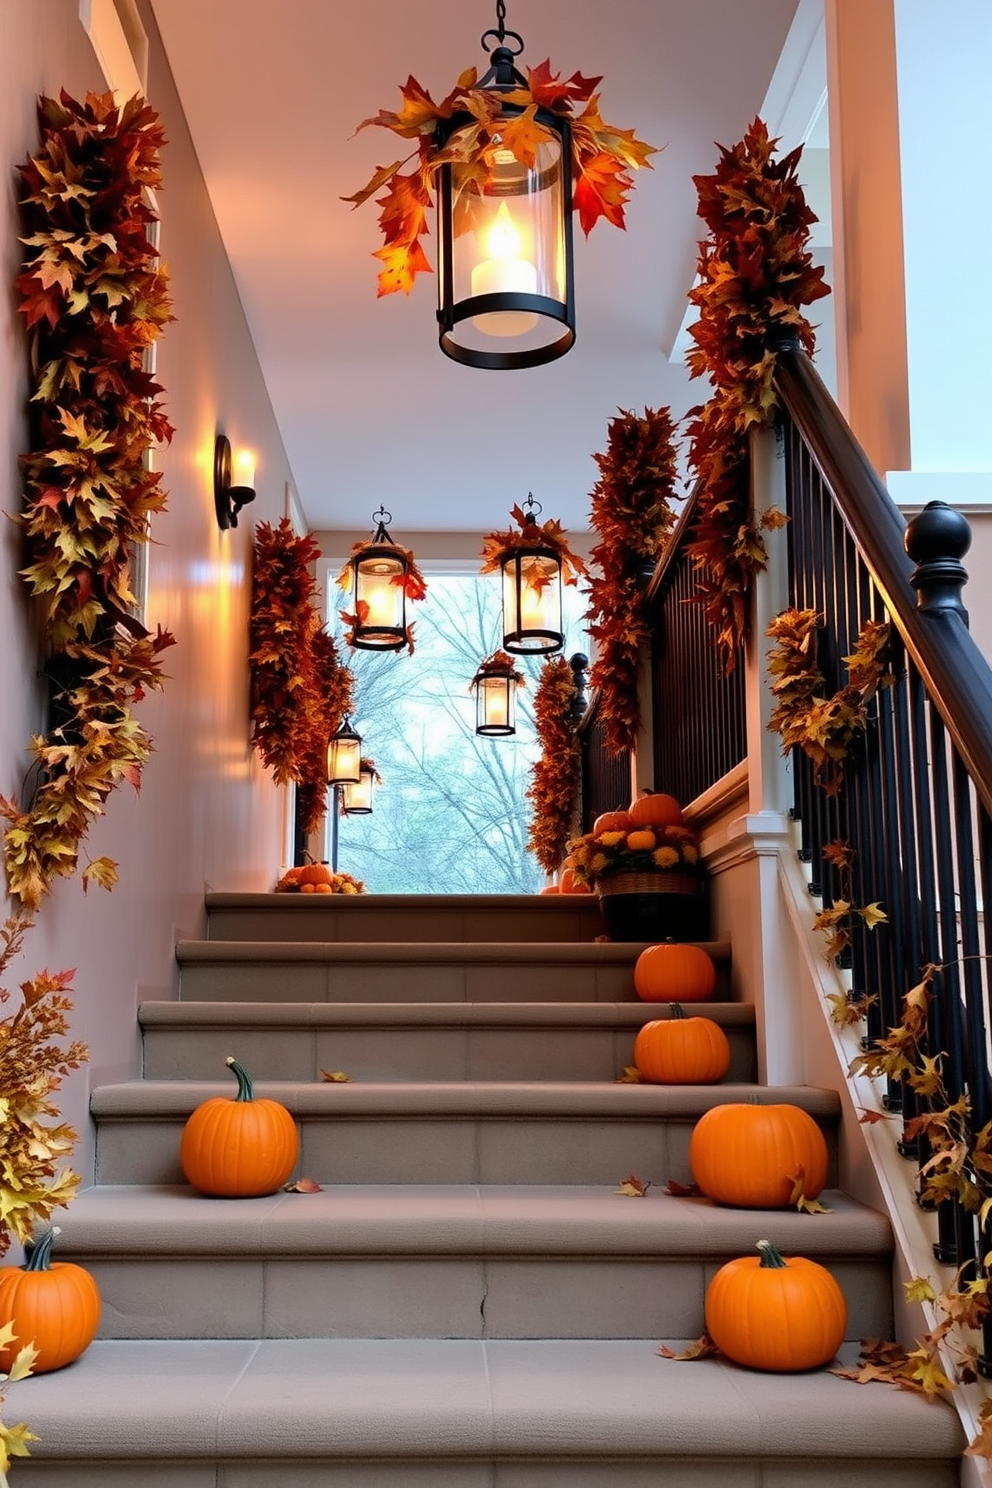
(615, 1174, 649, 1197)
(284, 1176, 322, 1193)
(320, 1070, 353, 1083)
(796, 1193, 832, 1214)
(665, 1179, 705, 1198)
(615, 1065, 642, 1084)
(658, 1334, 719, 1361)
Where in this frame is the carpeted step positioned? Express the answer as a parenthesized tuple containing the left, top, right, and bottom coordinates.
(205, 891, 609, 944)
(139, 999, 756, 1083)
(174, 938, 732, 1004)
(90, 1079, 840, 1187)
(55, 1184, 893, 1343)
(4, 1337, 963, 1487)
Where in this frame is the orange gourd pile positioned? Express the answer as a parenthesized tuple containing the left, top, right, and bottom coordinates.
(180, 1056, 299, 1197)
(0, 1227, 101, 1374)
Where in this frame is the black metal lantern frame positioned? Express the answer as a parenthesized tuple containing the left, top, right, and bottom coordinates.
(471, 652, 524, 736)
(494, 495, 565, 655)
(326, 718, 363, 785)
(435, 12, 575, 369)
(347, 508, 412, 652)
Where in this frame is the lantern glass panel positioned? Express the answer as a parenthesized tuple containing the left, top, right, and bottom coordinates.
(327, 733, 362, 785)
(476, 673, 515, 736)
(352, 547, 406, 649)
(439, 132, 568, 359)
(501, 550, 563, 654)
(342, 768, 374, 813)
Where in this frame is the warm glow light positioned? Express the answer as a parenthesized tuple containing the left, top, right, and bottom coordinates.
(362, 566, 398, 628)
(471, 201, 537, 337)
(234, 449, 256, 488)
(483, 679, 508, 727)
(519, 576, 548, 631)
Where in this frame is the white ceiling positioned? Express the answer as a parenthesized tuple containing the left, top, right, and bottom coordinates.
(148, 0, 806, 535)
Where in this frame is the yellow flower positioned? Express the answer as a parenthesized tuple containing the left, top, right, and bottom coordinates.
(590, 853, 609, 875)
(598, 831, 626, 847)
(653, 846, 679, 869)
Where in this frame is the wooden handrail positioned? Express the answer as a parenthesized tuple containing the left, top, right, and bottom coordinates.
(774, 348, 992, 823)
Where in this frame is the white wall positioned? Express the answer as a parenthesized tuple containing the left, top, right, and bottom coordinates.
(0, 0, 293, 1181)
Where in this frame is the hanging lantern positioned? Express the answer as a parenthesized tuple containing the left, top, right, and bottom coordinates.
(341, 758, 380, 815)
(434, 8, 574, 369)
(470, 652, 524, 737)
(338, 510, 427, 654)
(326, 718, 362, 785)
(497, 494, 564, 654)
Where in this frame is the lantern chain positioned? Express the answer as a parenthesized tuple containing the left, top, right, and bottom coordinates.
(481, 0, 523, 55)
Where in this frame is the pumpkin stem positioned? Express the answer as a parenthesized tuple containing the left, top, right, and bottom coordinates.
(670, 1003, 685, 1021)
(757, 1239, 787, 1269)
(23, 1226, 57, 1272)
(225, 1056, 255, 1103)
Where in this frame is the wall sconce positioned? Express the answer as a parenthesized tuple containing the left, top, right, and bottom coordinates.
(341, 757, 380, 814)
(499, 496, 564, 655)
(434, 10, 574, 369)
(214, 433, 257, 530)
(470, 652, 524, 737)
(326, 718, 362, 785)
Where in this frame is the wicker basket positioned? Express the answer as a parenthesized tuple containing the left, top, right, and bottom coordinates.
(595, 870, 706, 942)
(596, 871, 701, 898)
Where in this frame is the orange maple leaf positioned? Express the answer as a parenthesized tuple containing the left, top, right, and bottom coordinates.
(573, 150, 631, 235)
(373, 238, 433, 297)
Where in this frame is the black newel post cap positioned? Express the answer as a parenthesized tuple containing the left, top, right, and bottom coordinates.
(905, 500, 972, 618)
(569, 652, 589, 721)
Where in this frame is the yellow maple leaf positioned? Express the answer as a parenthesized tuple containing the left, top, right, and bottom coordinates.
(903, 1276, 937, 1305)
(615, 1174, 648, 1197)
(319, 1070, 352, 1083)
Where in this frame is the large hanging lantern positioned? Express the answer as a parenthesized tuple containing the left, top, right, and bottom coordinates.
(481, 494, 587, 656)
(341, 758, 380, 815)
(338, 510, 427, 654)
(470, 652, 524, 736)
(326, 718, 362, 785)
(435, 9, 574, 368)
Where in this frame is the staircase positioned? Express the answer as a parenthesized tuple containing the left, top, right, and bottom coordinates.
(8, 893, 964, 1485)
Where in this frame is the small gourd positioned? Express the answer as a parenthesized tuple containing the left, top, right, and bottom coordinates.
(0, 1227, 101, 1374)
(705, 1239, 847, 1371)
(180, 1056, 299, 1197)
(633, 1005, 730, 1084)
(634, 942, 716, 1003)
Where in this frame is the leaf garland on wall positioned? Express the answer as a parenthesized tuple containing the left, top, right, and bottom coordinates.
(527, 656, 581, 875)
(249, 520, 353, 831)
(344, 62, 657, 297)
(2, 90, 176, 909)
(586, 407, 680, 755)
(684, 117, 830, 664)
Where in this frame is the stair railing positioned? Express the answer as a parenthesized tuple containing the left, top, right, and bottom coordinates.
(575, 683, 632, 832)
(773, 343, 992, 1371)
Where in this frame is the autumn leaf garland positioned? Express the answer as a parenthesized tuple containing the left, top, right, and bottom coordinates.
(526, 656, 581, 875)
(586, 407, 680, 756)
(685, 117, 830, 663)
(344, 60, 657, 297)
(3, 90, 176, 909)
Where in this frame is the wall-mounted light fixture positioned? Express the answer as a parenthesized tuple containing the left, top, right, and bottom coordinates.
(214, 433, 257, 530)
(434, 6, 574, 369)
(326, 718, 363, 786)
(470, 652, 524, 736)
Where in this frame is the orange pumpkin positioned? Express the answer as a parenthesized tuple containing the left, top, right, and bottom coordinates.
(559, 867, 593, 894)
(634, 942, 716, 1003)
(0, 1228, 101, 1374)
(298, 861, 333, 886)
(539, 885, 561, 895)
(180, 1057, 299, 1197)
(633, 1006, 730, 1084)
(593, 810, 633, 833)
(705, 1239, 847, 1371)
(625, 829, 657, 852)
(689, 1101, 829, 1208)
(629, 792, 683, 829)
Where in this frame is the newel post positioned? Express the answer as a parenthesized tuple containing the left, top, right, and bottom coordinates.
(904, 499, 971, 621)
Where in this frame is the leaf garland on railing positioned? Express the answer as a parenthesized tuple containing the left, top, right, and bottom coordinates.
(249, 521, 353, 832)
(585, 407, 680, 755)
(344, 62, 657, 297)
(684, 117, 830, 664)
(2, 90, 176, 909)
(526, 656, 581, 875)
(766, 608, 891, 796)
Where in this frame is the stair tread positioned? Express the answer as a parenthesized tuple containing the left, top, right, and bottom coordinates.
(91, 1078, 841, 1118)
(140, 998, 755, 1028)
(6, 1337, 963, 1462)
(177, 939, 731, 964)
(57, 1184, 890, 1256)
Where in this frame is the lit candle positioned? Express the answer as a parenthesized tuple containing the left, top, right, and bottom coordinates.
(471, 201, 538, 337)
(362, 566, 398, 628)
(233, 449, 256, 489)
